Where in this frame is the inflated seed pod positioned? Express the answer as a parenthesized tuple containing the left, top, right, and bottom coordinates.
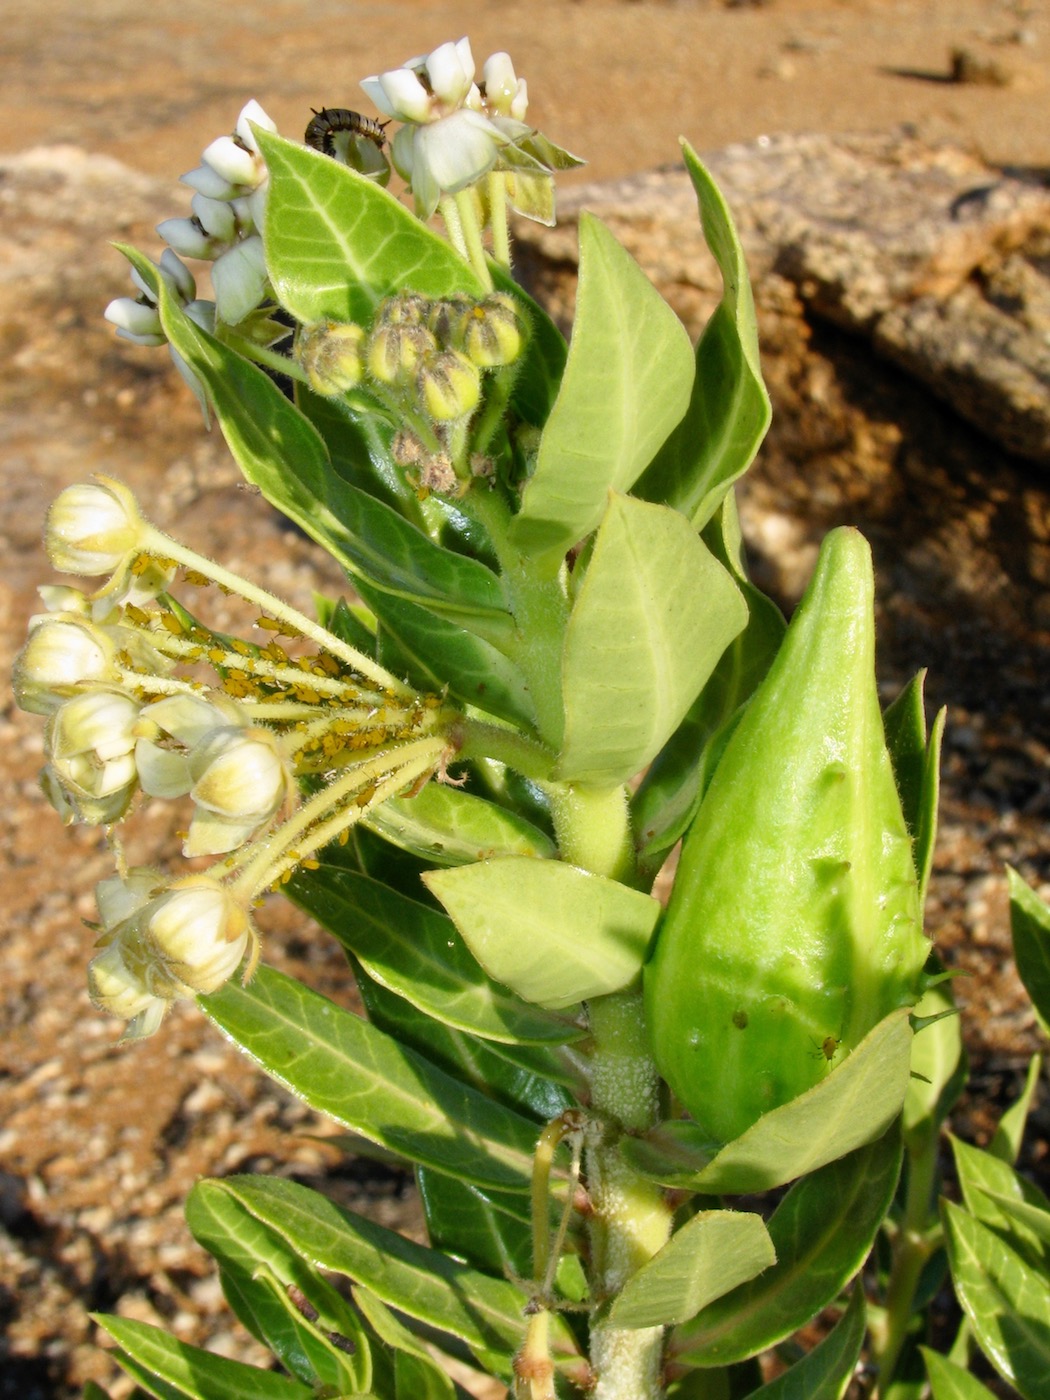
(644, 528, 927, 1144)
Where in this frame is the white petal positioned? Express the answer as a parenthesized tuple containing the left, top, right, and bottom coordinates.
(135, 738, 192, 799)
(211, 238, 269, 325)
(157, 216, 215, 260)
(105, 298, 163, 341)
(418, 110, 501, 193)
(376, 68, 433, 123)
(426, 38, 475, 106)
(181, 163, 237, 199)
(158, 248, 197, 301)
(201, 135, 259, 188)
(235, 99, 276, 152)
(190, 193, 238, 241)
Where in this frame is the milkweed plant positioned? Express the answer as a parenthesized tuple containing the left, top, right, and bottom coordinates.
(15, 36, 1050, 1400)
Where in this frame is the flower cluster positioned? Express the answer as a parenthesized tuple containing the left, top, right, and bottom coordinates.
(14, 479, 456, 1037)
(361, 38, 581, 224)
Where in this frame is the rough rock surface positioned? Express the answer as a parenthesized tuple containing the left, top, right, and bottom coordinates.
(2, 137, 1048, 1398)
(517, 130, 1050, 464)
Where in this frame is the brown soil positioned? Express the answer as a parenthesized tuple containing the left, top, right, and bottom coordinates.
(2, 3, 1049, 1397)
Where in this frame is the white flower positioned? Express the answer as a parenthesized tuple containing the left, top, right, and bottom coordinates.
(361, 38, 511, 218)
(183, 726, 291, 856)
(210, 233, 269, 326)
(481, 52, 528, 121)
(13, 616, 121, 715)
(135, 693, 247, 799)
(44, 689, 141, 824)
(87, 939, 169, 1039)
(45, 476, 146, 577)
(182, 99, 275, 201)
(142, 877, 255, 994)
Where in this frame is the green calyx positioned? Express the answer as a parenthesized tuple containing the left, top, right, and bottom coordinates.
(645, 527, 928, 1144)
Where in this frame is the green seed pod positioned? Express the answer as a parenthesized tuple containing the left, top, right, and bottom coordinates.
(645, 528, 927, 1144)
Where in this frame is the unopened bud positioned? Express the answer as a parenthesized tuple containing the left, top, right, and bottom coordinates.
(367, 322, 436, 386)
(297, 320, 367, 396)
(143, 877, 254, 994)
(460, 293, 526, 368)
(184, 726, 290, 855)
(45, 477, 147, 577)
(87, 939, 169, 1037)
(44, 688, 141, 824)
(13, 617, 120, 715)
(417, 349, 481, 422)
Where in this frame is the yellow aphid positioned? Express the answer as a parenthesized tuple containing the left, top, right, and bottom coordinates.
(182, 568, 211, 587)
(256, 616, 283, 632)
(207, 648, 227, 666)
(355, 784, 378, 807)
(301, 858, 320, 871)
(261, 642, 289, 664)
(293, 685, 322, 705)
(123, 603, 151, 625)
(158, 612, 185, 635)
(230, 639, 253, 658)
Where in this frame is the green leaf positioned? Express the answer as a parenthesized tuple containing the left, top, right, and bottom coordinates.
(608, 1210, 775, 1329)
(358, 579, 538, 729)
(200, 964, 539, 1190)
(991, 1054, 1044, 1165)
(942, 1198, 1050, 1400)
(186, 1179, 369, 1391)
(624, 1010, 913, 1195)
(425, 856, 661, 1010)
(366, 780, 556, 868)
(1008, 867, 1050, 1033)
(645, 528, 927, 1144)
(669, 1132, 901, 1368)
(322, 483, 516, 648)
(195, 1176, 587, 1383)
(635, 142, 771, 528)
(748, 1286, 867, 1400)
(950, 1135, 1050, 1272)
(557, 494, 748, 785)
(256, 128, 483, 323)
(288, 863, 578, 1046)
(921, 1349, 1000, 1400)
(93, 1315, 315, 1399)
(902, 977, 965, 1154)
(352, 1287, 456, 1400)
(884, 672, 945, 904)
(353, 960, 576, 1120)
(417, 1169, 535, 1278)
(510, 213, 695, 569)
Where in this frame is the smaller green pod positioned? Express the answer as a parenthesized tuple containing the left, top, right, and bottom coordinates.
(645, 528, 927, 1144)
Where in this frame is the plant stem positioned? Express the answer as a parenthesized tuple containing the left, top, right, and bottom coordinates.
(874, 1137, 939, 1392)
(586, 991, 672, 1400)
(454, 188, 494, 290)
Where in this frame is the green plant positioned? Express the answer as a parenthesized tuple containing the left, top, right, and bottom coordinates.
(13, 37, 1049, 1400)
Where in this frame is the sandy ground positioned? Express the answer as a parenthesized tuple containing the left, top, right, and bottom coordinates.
(1, 2, 1048, 1396)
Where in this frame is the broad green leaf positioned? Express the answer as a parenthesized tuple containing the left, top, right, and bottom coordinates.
(902, 978, 965, 1154)
(93, 1315, 314, 1399)
(558, 494, 748, 784)
(359, 579, 538, 729)
(186, 1179, 369, 1391)
(921, 1349, 999, 1400)
(256, 128, 483, 323)
(200, 964, 539, 1190)
(608, 1210, 775, 1329)
(197, 1176, 587, 1383)
(352, 1288, 456, 1400)
(942, 1199, 1050, 1400)
(950, 1135, 1050, 1271)
(991, 1054, 1044, 1164)
(623, 1010, 913, 1195)
(354, 960, 577, 1119)
(748, 1286, 866, 1399)
(646, 529, 927, 1144)
(366, 780, 556, 868)
(670, 1132, 901, 1368)
(635, 142, 771, 528)
(510, 213, 695, 570)
(1008, 867, 1050, 1033)
(288, 863, 578, 1046)
(321, 483, 516, 648)
(417, 1168, 535, 1278)
(425, 856, 661, 1010)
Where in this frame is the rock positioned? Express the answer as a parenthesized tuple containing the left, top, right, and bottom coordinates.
(515, 130, 1050, 468)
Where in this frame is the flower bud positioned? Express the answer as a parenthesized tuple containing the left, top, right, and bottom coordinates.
(44, 689, 141, 824)
(142, 877, 254, 994)
(184, 726, 290, 856)
(297, 320, 367, 397)
(104, 297, 165, 346)
(417, 349, 481, 422)
(367, 322, 437, 386)
(87, 939, 169, 1038)
(135, 693, 248, 800)
(13, 617, 120, 715)
(45, 477, 146, 577)
(459, 293, 526, 368)
(482, 52, 528, 121)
